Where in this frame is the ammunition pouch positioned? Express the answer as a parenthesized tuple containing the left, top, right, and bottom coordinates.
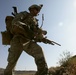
(1, 31, 13, 45)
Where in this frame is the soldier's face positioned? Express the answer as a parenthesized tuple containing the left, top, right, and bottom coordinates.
(32, 9, 40, 16)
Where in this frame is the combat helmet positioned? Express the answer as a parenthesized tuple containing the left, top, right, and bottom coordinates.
(28, 4, 43, 11)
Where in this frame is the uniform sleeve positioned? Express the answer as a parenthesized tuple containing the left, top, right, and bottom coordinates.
(11, 12, 28, 35)
(12, 12, 27, 25)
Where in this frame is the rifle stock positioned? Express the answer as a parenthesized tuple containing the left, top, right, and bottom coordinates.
(12, 6, 18, 16)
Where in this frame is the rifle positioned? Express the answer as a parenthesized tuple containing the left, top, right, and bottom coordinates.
(24, 24, 61, 46)
(41, 38, 61, 46)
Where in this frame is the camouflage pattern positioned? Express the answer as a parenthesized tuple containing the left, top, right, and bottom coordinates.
(4, 8, 48, 75)
(11, 11, 39, 38)
(4, 35, 48, 75)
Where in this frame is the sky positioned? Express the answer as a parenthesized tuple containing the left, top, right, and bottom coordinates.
(0, 0, 76, 71)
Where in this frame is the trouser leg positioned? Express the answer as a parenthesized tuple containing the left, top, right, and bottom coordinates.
(4, 60, 16, 75)
(35, 57, 48, 75)
(23, 42, 48, 75)
(4, 37, 23, 75)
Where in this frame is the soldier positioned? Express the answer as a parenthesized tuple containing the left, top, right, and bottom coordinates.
(4, 4, 48, 75)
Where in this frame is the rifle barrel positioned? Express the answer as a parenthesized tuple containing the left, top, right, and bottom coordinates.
(52, 41, 61, 46)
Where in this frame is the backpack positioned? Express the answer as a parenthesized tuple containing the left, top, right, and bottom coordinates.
(1, 7, 17, 45)
(1, 16, 14, 45)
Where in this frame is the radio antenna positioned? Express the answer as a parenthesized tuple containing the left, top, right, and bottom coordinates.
(40, 14, 44, 28)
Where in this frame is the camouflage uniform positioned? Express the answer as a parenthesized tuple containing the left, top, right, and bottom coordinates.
(4, 4, 48, 75)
